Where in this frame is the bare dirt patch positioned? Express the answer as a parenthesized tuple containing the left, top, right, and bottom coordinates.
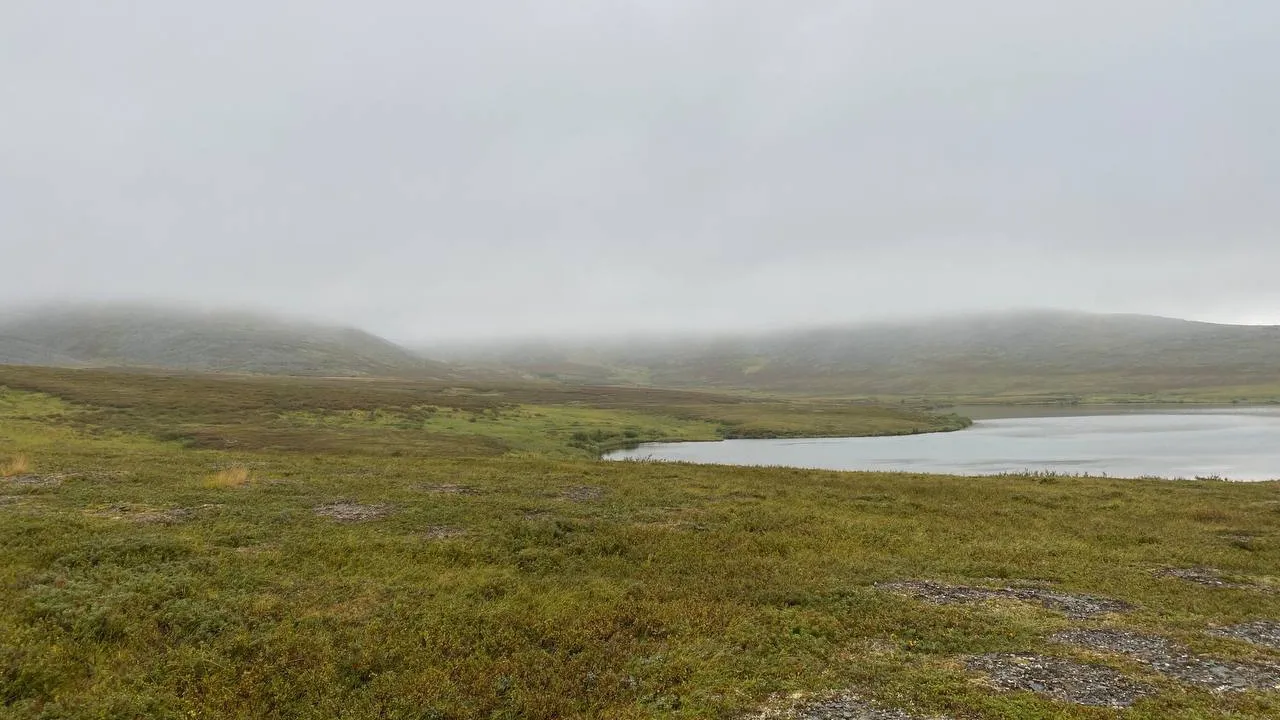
(875, 580, 1131, 619)
(1052, 628, 1280, 692)
(965, 653, 1153, 707)
(560, 485, 607, 502)
(314, 502, 393, 522)
(422, 525, 467, 540)
(1210, 621, 1280, 652)
(749, 691, 950, 719)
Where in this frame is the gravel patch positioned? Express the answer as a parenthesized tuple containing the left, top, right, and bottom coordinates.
(965, 653, 1153, 707)
(1052, 628, 1280, 692)
(560, 485, 607, 502)
(313, 502, 393, 522)
(1210, 621, 1280, 652)
(1155, 567, 1255, 590)
(750, 692, 950, 719)
(876, 580, 1131, 619)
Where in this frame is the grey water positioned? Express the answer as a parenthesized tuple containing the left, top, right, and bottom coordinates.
(605, 407, 1280, 481)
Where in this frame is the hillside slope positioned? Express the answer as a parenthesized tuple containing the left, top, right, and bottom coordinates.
(437, 311, 1280, 400)
(0, 306, 447, 377)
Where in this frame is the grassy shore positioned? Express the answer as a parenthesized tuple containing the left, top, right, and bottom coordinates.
(1, 368, 1277, 719)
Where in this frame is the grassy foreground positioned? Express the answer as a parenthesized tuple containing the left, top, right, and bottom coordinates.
(1, 369, 1278, 719)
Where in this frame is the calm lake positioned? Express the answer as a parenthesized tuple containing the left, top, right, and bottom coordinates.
(605, 407, 1280, 481)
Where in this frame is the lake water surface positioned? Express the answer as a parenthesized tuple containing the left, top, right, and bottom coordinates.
(605, 407, 1280, 481)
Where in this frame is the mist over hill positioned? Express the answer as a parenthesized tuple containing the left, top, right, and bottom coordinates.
(5, 307, 1279, 398)
(0, 306, 449, 377)
(433, 310, 1280, 399)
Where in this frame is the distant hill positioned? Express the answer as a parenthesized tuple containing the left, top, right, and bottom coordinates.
(0, 306, 449, 377)
(435, 311, 1280, 400)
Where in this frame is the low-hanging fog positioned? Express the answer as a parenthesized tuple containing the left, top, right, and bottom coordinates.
(2, 1, 1278, 342)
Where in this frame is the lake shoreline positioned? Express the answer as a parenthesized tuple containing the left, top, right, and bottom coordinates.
(605, 408, 1280, 482)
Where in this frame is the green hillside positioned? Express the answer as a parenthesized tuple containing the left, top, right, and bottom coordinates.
(438, 311, 1280, 402)
(0, 306, 446, 378)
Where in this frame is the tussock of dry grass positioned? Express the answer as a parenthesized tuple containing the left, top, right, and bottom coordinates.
(1, 453, 29, 477)
(203, 465, 251, 488)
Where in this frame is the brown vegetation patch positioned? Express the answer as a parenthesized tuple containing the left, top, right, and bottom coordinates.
(1052, 628, 1280, 692)
(749, 691, 949, 719)
(560, 485, 607, 502)
(1, 453, 30, 477)
(875, 580, 1131, 619)
(204, 465, 251, 488)
(965, 653, 1153, 707)
(67, 470, 131, 483)
(418, 483, 479, 495)
(314, 502, 393, 522)
(422, 525, 468, 540)
(1210, 621, 1280, 652)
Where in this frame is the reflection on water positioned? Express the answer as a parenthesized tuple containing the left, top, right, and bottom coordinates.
(604, 408, 1280, 481)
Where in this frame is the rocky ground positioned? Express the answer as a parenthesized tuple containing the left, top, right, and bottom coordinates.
(965, 653, 1153, 707)
(756, 579, 1279, 717)
(873, 580, 1132, 619)
(751, 692, 950, 719)
(1052, 628, 1280, 692)
(1212, 621, 1280, 651)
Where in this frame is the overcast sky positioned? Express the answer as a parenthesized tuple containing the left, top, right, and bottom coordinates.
(3, 1, 1278, 341)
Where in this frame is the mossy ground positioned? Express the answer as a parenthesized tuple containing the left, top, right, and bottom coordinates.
(0, 369, 1277, 719)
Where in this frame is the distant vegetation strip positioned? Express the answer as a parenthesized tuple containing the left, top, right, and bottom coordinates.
(0, 366, 968, 459)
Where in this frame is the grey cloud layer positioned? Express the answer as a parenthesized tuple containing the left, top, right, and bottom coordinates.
(3, 1, 1277, 339)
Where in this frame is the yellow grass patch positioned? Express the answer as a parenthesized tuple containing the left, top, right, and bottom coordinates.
(204, 465, 251, 488)
(1, 453, 30, 477)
